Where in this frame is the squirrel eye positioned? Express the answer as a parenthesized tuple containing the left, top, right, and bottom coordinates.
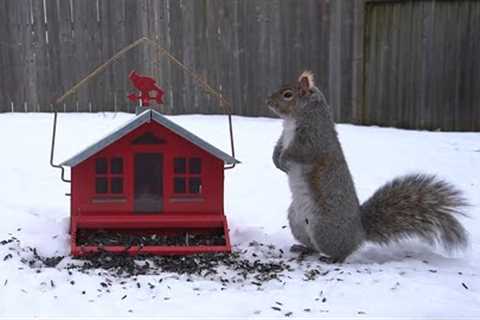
(282, 90, 294, 100)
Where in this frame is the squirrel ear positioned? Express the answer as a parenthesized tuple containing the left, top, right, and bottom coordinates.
(298, 70, 314, 96)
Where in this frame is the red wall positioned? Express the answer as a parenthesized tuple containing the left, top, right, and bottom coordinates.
(71, 122, 225, 216)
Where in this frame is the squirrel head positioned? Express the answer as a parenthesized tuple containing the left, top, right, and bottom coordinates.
(266, 71, 319, 118)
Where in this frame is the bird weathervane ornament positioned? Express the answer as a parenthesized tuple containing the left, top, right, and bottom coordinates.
(127, 70, 165, 107)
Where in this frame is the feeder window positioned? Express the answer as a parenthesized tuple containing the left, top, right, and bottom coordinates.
(94, 157, 124, 195)
(96, 177, 108, 193)
(95, 158, 108, 174)
(174, 177, 186, 193)
(111, 177, 123, 194)
(111, 158, 123, 174)
(189, 177, 201, 194)
(173, 157, 202, 195)
(189, 158, 202, 174)
(174, 158, 186, 174)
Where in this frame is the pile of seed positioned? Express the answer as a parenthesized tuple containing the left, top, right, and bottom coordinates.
(2, 236, 310, 284)
(76, 229, 226, 247)
(69, 250, 294, 282)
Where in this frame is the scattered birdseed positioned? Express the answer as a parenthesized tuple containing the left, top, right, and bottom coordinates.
(2, 236, 331, 291)
(1, 239, 13, 245)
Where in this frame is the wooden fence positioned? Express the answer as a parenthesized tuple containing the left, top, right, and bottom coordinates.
(361, 0, 480, 131)
(0, 0, 479, 131)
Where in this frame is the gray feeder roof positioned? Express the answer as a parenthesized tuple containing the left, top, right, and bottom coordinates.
(61, 109, 239, 167)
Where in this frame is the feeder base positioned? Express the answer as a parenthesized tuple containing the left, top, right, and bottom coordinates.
(71, 213, 231, 256)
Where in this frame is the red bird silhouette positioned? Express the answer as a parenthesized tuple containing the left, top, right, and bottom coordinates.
(127, 71, 165, 107)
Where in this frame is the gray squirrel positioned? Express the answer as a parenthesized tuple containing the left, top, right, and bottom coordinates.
(267, 70, 469, 262)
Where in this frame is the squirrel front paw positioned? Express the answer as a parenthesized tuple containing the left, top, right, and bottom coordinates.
(278, 152, 291, 172)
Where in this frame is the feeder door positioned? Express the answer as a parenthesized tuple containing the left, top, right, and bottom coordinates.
(134, 153, 164, 213)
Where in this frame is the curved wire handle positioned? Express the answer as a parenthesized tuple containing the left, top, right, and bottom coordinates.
(55, 36, 236, 170)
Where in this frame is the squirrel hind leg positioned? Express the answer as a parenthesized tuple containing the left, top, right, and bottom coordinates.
(307, 218, 362, 262)
(288, 205, 315, 249)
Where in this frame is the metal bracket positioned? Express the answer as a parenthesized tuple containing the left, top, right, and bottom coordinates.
(50, 112, 71, 183)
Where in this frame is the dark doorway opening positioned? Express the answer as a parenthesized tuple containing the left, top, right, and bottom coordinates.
(134, 153, 163, 212)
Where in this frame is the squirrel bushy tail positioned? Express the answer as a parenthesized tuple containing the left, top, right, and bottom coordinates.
(360, 174, 469, 251)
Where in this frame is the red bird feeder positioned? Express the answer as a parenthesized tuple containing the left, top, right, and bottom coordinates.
(54, 72, 239, 256)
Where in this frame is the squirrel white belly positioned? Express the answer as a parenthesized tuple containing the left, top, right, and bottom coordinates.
(267, 71, 469, 262)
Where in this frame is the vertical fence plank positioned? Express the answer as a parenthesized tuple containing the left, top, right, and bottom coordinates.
(375, 4, 388, 125)
(388, 2, 400, 127)
(100, 0, 117, 112)
(405, 1, 415, 128)
(452, 2, 465, 131)
(328, 0, 341, 121)
(457, 1, 473, 131)
(31, 0, 49, 111)
(230, 0, 242, 115)
(56, 0, 74, 111)
(436, 1, 446, 130)
(0, 1, 15, 111)
(45, 0, 62, 110)
(0, 0, 8, 111)
(411, 1, 423, 130)
(443, 2, 458, 131)
(339, 0, 353, 123)
(470, 1, 480, 131)
(71, 0, 87, 111)
(363, 3, 375, 125)
(89, 0, 104, 112)
(24, 0, 38, 111)
(112, 0, 127, 112)
(6, 0, 25, 111)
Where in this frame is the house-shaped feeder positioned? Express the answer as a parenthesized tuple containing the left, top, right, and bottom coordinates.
(61, 108, 239, 256)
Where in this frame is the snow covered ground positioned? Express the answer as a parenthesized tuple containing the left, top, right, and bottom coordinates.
(0, 112, 479, 318)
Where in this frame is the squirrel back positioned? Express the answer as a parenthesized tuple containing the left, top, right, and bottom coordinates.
(267, 71, 468, 262)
